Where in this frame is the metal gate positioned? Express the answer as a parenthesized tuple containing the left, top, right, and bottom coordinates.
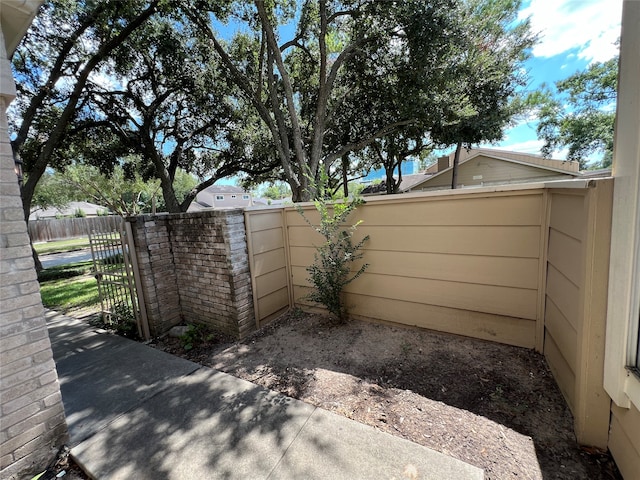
(88, 220, 149, 340)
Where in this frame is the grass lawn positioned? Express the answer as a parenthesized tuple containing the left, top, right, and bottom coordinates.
(34, 237, 90, 255)
(40, 275, 100, 311)
(39, 261, 101, 313)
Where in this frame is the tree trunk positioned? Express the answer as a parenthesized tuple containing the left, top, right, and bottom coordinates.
(394, 158, 403, 194)
(451, 140, 462, 189)
(385, 163, 395, 195)
(32, 244, 43, 273)
(342, 154, 349, 198)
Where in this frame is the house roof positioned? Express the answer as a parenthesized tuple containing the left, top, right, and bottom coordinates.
(29, 201, 109, 220)
(408, 149, 581, 192)
(197, 185, 246, 194)
(253, 197, 292, 206)
(362, 173, 434, 195)
(429, 148, 580, 173)
(579, 168, 612, 178)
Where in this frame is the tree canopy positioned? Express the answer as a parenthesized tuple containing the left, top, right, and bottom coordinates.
(429, 0, 535, 188)
(10, 0, 162, 220)
(11, 0, 539, 213)
(187, 0, 535, 200)
(530, 56, 618, 169)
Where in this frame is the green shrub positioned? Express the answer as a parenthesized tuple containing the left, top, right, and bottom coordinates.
(109, 302, 138, 339)
(74, 208, 86, 218)
(179, 324, 216, 351)
(101, 252, 124, 265)
(37, 261, 93, 282)
(38, 268, 87, 282)
(297, 174, 369, 322)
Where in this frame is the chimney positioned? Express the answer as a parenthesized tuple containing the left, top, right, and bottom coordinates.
(437, 155, 450, 172)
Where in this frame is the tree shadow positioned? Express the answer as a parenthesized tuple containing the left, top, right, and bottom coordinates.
(48, 311, 476, 479)
(203, 313, 621, 480)
(48, 313, 318, 479)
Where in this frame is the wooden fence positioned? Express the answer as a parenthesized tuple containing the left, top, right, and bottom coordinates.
(28, 216, 123, 242)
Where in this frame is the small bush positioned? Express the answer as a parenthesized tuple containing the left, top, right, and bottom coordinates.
(37, 261, 93, 282)
(179, 324, 216, 351)
(101, 252, 124, 265)
(297, 173, 369, 322)
(74, 208, 86, 218)
(109, 302, 138, 339)
(38, 268, 87, 282)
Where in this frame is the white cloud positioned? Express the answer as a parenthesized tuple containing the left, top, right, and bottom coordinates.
(482, 139, 571, 159)
(488, 139, 546, 154)
(519, 0, 622, 63)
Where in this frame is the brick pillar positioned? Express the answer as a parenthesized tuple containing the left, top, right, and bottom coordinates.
(127, 215, 182, 337)
(221, 210, 255, 338)
(0, 25, 68, 479)
(128, 210, 256, 339)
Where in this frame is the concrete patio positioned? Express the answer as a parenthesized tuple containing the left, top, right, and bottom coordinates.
(46, 310, 483, 479)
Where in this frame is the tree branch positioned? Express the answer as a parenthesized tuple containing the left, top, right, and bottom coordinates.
(324, 119, 416, 165)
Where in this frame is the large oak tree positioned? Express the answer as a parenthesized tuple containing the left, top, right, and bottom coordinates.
(186, 0, 470, 201)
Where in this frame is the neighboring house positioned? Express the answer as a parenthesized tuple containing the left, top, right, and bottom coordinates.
(361, 150, 611, 195)
(29, 201, 109, 220)
(252, 196, 292, 207)
(408, 148, 581, 192)
(187, 185, 253, 211)
(361, 173, 434, 195)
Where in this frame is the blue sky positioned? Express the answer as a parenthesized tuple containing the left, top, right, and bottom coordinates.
(485, 0, 622, 160)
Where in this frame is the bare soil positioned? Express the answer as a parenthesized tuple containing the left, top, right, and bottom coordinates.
(150, 311, 621, 480)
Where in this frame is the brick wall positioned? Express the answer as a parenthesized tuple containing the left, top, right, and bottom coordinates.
(128, 215, 182, 336)
(128, 209, 255, 339)
(0, 99, 68, 478)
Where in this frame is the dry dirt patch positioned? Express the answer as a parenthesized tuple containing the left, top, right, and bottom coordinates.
(151, 311, 620, 480)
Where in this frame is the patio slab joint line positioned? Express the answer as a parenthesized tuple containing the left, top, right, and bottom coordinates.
(265, 405, 318, 480)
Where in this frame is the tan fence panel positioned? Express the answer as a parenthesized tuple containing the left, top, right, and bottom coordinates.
(245, 208, 291, 327)
(285, 190, 545, 348)
(543, 180, 614, 448)
(544, 191, 584, 408)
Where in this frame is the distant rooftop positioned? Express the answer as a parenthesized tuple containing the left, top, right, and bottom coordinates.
(30, 201, 109, 220)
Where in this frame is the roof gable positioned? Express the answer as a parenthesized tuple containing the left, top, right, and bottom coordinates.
(408, 151, 580, 191)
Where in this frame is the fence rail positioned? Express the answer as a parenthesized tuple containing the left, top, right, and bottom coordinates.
(29, 216, 123, 242)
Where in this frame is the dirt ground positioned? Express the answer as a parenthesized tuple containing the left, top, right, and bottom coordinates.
(149, 310, 621, 480)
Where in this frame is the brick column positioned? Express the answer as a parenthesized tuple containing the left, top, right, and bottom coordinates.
(127, 215, 182, 337)
(128, 209, 256, 339)
(221, 210, 255, 338)
(0, 26, 68, 479)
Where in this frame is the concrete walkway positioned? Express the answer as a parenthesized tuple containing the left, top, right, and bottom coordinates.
(46, 311, 483, 480)
(40, 248, 95, 269)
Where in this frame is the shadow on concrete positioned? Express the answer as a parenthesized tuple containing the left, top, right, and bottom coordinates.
(47, 311, 482, 479)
